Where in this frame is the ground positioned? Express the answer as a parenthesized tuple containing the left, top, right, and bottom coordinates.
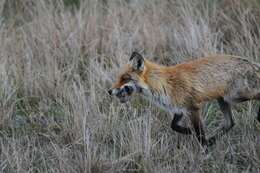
(0, 0, 260, 172)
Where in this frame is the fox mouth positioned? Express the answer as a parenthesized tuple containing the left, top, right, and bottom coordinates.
(109, 84, 136, 103)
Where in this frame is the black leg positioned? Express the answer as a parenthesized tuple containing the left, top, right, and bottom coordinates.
(171, 113, 192, 135)
(257, 106, 260, 122)
(190, 108, 208, 146)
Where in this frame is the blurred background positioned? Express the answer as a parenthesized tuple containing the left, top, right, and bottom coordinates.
(0, 0, 260, 172)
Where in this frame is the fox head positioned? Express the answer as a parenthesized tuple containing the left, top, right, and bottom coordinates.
(108, 52, 148, 103)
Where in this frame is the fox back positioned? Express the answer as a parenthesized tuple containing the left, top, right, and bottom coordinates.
(109, 52, 260, 111)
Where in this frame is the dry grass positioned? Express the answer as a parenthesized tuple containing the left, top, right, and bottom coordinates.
(0, 0, 260, 172)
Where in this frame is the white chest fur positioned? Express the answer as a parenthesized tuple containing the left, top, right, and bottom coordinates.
(141, 89, 186, 114)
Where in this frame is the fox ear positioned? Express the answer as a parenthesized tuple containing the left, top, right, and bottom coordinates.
(129, 52, 144, 71)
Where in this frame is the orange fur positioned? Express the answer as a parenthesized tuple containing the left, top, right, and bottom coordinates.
(109, 53, 260, 146)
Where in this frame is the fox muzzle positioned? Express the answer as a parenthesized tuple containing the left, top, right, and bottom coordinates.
(108, 83, 137, 103)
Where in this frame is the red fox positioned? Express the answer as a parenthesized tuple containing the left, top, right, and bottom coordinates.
(108, 52, 260, 146)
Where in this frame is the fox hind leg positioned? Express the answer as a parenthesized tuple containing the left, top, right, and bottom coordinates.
(257, 107, 260, 122)
(253, 93, 260, 122)
(208, 97, 235, 145)
(218, 97, 235, 131)
(229, 88, 260, 123)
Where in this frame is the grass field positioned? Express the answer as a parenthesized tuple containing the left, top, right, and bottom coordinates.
(1, 0, 260, 172)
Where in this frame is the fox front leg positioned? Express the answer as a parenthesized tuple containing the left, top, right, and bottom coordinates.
(171, 113, 192, 135)
(171, 108, 208, 146)
(189, 107, 208, 146)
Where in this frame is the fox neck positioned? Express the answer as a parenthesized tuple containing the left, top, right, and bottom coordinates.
(140, 87, 185, 114)
(139, 61, 185, 114)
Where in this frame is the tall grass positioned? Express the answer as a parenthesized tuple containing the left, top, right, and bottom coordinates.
(0, 0, 260, 172)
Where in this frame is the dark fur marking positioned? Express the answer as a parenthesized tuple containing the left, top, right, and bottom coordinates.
(192, 119, 208, 146)
(129, 52, 143, 61)
(129, 52, 144, 71)
(257, 107, 260, 122)
(171, 113, 192, 135)
(188, 107, 208, 146)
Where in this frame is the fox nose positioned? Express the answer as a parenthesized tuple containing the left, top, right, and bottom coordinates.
(108, 89, 112, 95)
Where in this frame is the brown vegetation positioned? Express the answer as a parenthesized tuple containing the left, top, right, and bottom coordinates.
(0, 0, 260, 172)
